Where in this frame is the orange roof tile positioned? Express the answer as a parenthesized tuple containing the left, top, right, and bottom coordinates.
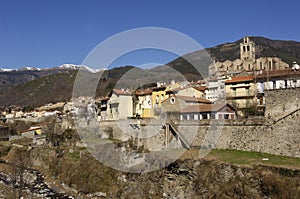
(152, 86, 166, 91)
(256, 68, 300, 80)
(176, 95, 212, 104)
(99, 97, 110, 101)
(225, 76, 254, 84)
(172, 85, 206, 92)
(194, 86, 207, 92)
(135, 89, 152, 96)
(111, 89, 132, 95)
(181, 103, 234, 113)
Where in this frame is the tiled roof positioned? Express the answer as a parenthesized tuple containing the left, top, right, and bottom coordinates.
(152, 86, 166, 91)
(256, 68, 300, 80)
(188, 80, 206, 85)
(208, 77, 218, 81)
(112, 89, 132, 95)
(99, 97, 110, 101)
(172, 86, 206, 92)
(181, 103, 231, 113)
(194, 86, 207, 92)
(225, 76, 254, 84)
(135, 89, 152, 96)
(176, 95, 212, 104)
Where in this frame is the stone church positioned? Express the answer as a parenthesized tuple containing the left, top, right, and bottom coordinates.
(210, 37, 289, 76)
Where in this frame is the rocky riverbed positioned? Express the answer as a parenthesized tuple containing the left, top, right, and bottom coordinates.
(0, 163, 74, 198)
(0, 142, 299, 198)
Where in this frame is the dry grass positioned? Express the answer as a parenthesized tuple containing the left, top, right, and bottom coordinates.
(180, 148, 300, 169)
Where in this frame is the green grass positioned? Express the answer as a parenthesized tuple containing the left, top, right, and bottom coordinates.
(68, 151, 80, 160)
(208, 149, 300, 168)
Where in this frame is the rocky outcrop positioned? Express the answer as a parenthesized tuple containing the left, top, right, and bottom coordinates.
(38, 151, 300, 198)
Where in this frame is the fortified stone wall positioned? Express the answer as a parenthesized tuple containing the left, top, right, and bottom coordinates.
(96, 89, 300, 158)
(265, 88, 300, 121)
(186, 109, 300, 157)
(99, 111, 300, 158)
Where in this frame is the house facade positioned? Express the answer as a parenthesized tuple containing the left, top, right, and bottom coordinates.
(135, 89, 153, 118)
(95, 97, 110, 120)
(256, 68, 300, 90)
(205, 77, 225, 102)
(161, 94, 212, 120)
(151, 86, 168, 118)
(225, 76, 256, 112)
(107, 89, 133, 120)
(172, 86, 206, 99)
(181, 103, 236, 120)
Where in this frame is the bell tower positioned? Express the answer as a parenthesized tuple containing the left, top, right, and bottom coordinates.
(240, 37, 255, 61)
(240, 37, 255, 71)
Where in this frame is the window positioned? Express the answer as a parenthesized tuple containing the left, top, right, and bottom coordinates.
(156, 95, 159, 104)
(247, 45, 250, 51)
(170, 97, 175, 104)
(243, 46, 246, 52)
(194, 114, 198, 120)
(260, 62, 263, 70)
(233, 88, 237, 96)
(246, 88, 249, 95)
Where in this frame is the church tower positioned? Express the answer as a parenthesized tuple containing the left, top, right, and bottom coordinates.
(240, 37, 255, 71)
(240, 37, 255, 60)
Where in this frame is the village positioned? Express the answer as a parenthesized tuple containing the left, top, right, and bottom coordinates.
(0, 38, 300, 123)
(0, 33, 300, 199)
(1, 0, 300, 197)
(85, 37, 300, 122)
(0, 37, 300, 150)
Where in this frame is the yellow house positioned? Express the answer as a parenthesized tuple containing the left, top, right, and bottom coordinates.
(170, 86, 206, 99)
(152, 86, 167, 106)
(135, 89, 153, 118)
(165, 81, 180, 92)
(135, 85, 169, 118)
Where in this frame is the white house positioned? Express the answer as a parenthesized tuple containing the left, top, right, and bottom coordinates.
(180, 103, 236, 120)
(107, 89, 133, 120)
(256, 68, 300, 91)
(205, 77, 226, 102)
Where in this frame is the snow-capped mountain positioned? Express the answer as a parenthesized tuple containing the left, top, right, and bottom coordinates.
(18, 66, 41, 71)
(57, 64, 81, 70)
(0, 68, 14, 72)
(57, 64, 107, 73)
(0, 64, 107, 73)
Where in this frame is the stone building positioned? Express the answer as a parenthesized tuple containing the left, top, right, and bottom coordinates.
(210, 37, 289, 76)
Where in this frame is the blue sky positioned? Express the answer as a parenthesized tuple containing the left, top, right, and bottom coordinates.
(0, 0, 300, 69)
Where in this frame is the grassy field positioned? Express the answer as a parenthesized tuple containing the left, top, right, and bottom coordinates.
(181, 148, 300, 169)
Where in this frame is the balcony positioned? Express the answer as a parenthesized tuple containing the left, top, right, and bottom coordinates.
(109, 98, 119, 104)
(225, 91, 255, 99)
(100, 104, 107, 108)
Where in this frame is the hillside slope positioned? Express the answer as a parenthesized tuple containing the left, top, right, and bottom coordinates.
(1, 36, 300, 108)
(167, 36, 300, 73)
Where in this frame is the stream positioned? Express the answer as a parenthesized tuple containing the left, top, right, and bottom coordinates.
(0, 160, 74, 198)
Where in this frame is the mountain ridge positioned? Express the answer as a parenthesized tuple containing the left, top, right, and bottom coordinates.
(1, 36, 300, 108)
